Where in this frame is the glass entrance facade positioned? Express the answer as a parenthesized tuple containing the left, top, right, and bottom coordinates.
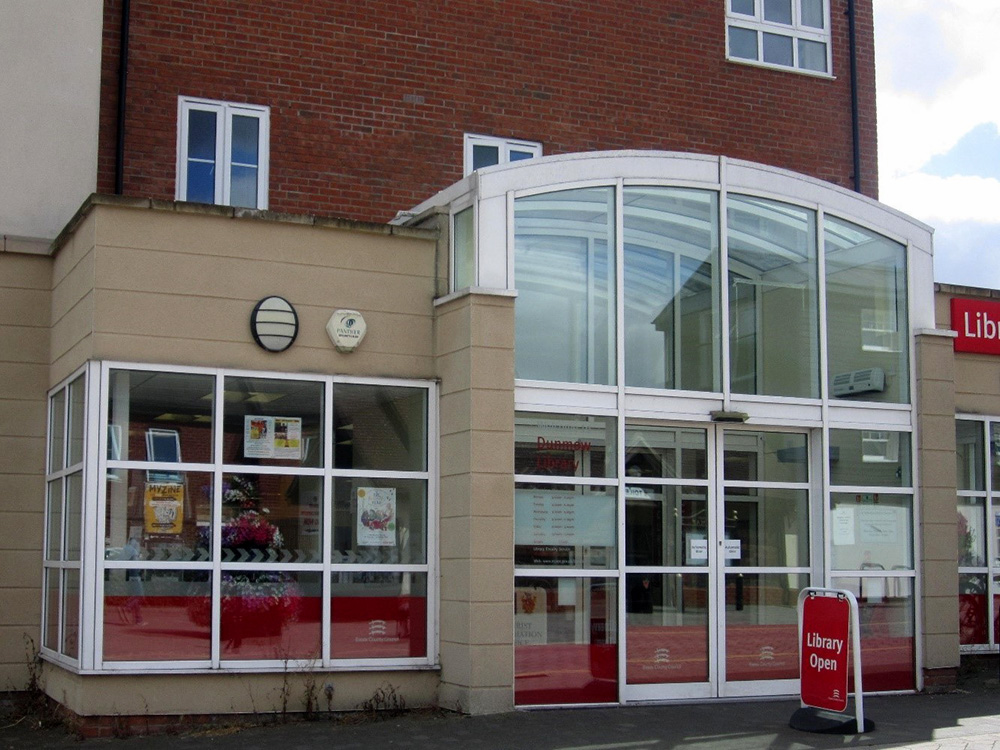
(452, 153, 931, 706)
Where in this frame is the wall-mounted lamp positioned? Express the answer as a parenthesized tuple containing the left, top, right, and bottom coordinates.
(250, 296, 299, 352)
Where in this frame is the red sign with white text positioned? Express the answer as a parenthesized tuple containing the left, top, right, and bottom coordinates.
(951, 297, 1000, 354)
(800, 594, 850, 712)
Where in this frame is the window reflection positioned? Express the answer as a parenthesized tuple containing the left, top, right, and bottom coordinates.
(829, 429, 911, 487)
(626, 573, 708, 684)
(728, 196, 818, 398)
(825, 216, 909, 404)
(724, 431, 808, 484)
(832, 576, 915, 691)
(515, 577, 618, 705)
(624, 188, 719, 392)
(625, 425, 707, 480)
(725, 572, 804, 681)
(626, 486, 708, 568)
(515, 413, 616, 478)
(830, 493, 913, 570)
(104, 570, 212, 662)
(515, 188, 616, 385)
(956, 420, 985, 491)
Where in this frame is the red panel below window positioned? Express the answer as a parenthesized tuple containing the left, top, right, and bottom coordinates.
(515, 644, 618, 705)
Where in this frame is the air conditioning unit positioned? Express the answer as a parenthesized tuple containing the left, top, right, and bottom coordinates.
(832, 367, 885, 397)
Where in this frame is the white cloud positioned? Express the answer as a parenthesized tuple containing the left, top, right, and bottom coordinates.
(880, 173, 1000, 225)
(874, 0, 1000, 285)
(933, 221, 1000, 288)
(876, 0, 1000, 173)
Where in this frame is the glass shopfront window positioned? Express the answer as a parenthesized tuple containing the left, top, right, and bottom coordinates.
(623, 188, 720, 392)
(332, 383, 428, 472)
(104, 470, 213, 562)
(727, 196, 819, 398)
(515, 412, 616, 478)
(103, 570, 212, 662)
(825, 217, 909, 404)
(515, 188, 616, 385)
(221, 375, 323, 468)
(515, 484, 617, 569)
(833, 576, 915, 692)
(829, 428, 912, 488)
(330, 572, 428, 659)
(43, 370, 87, 663)
(956, 418, 1000, 651)
(515, 410, 619, 704)
(514, 576, 618, 705)
(625, 572, 708, 685)
(45, 364, 435, 672)
(512, 185, 911, 402)
(830, 428, 915, 688)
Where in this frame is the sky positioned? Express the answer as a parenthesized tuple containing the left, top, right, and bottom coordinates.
(874, 0, 1000, 288)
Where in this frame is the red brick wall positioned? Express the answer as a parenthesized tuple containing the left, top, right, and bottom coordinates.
(98, 0, 877, 223)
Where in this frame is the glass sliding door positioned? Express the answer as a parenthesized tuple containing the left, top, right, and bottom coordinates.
(623, 426, 711, 699)
(720, 430, 810, 695)
(620, 425, 813, 700)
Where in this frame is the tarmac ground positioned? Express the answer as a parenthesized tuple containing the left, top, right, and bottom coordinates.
(2, 658, 998, 749)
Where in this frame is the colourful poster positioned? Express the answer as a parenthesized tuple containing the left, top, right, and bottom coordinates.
(515, 586, 548, 646)
(357, 487, 396, 546)
(244, 416, 273, 458)
(273, 417, 302, 459)
(143, 482, 184, 535)
(244, 416, 303, 459)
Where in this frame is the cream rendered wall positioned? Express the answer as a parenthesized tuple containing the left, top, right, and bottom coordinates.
(44, 668, 439, 718)
(62, 200, 439, 380)
(50, 211, 97, 385)
(915, 330, 960, 684)
(37, 197, 443, 717)
(0, 0, 102, 248)
(0, 252, 52, 689)
(434, 291, 516, 715)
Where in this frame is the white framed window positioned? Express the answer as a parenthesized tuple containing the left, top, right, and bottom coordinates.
(176, 97, 270, 209)
(955, 418, 1000, 653)
(463, 133, 542, 175)
(42, 361, 438, 672)
(41, 366, 90, 666)
(726, 0, 831, 75)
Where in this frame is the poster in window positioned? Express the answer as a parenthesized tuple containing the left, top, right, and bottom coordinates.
(244, 416, 273, 458)
(143, 482, 184, 535)
(515, 586, 548, 645)
(357, 487, 396, 546)
(244, 416, 303, 459)
(273, 417, 302, 459)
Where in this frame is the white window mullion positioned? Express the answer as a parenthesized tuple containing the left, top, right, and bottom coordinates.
(323, 378, 334, 666)
(216, 108, 228, 206)
(211, 370, 224, 668)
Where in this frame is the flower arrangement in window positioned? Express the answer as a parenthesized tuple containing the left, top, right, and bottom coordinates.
(196, 475, 285, 557)
(189, 474, 300, 637)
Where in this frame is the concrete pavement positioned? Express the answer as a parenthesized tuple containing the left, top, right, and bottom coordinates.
(3, 664, 999, 749)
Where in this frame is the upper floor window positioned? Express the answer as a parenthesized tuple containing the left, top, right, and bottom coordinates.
(464, 134, 541, 175)
(177, 97, 269, 209)
(726, 0, 831, 74)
